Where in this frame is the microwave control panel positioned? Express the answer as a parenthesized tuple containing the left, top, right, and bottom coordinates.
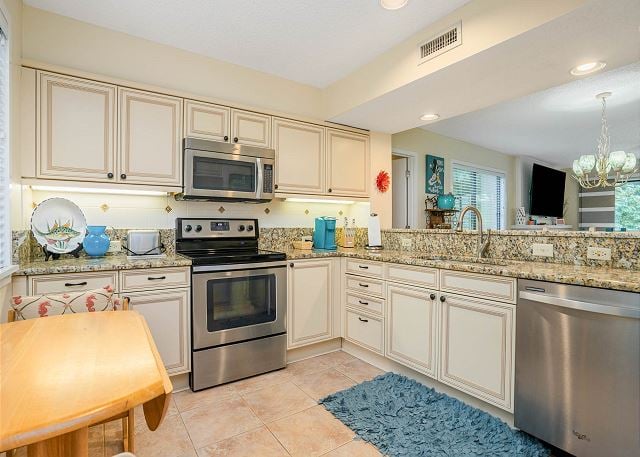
(263, 164, 273, 193)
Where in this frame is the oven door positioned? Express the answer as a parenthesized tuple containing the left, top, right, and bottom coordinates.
(184, 148, 264, 200)
(192, 262, 287, 350)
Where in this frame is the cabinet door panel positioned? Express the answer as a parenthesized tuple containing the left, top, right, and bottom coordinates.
(119, 88, 182, 186)
(439, 293, 514, 411)
(39, 72, 116, 181)
(326, 129, 369, 197)
(273, 118, 324, 194)
(185, 100, 229, 142)
(129, 288, 190, 375)
(288, 260, 332, 348)
(231, 109, 271, 148)
(386, 284, 438, 377)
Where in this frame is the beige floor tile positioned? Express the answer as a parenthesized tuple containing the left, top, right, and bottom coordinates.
(241, 381, 317, 423)
(135, 397, 180, 432)
(286, 356, 332, 381)
(134, 413, 197, 457)
(335, 359, 385, 383)
(181, 396, 262, 449)
(232, 368, 293, 395)
(173, 384, 238, 413)
(268, 405, 354, 457)
(313, 350, 358, 367)
(293, 368, 357, 401)
(196, 426, 289, 457)
(323, 439, 383, 456)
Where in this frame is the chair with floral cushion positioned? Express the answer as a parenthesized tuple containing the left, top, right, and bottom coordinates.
(6, 285, 135, 455)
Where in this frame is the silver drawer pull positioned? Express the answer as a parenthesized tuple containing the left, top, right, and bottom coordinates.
(148, 276, 167, 281)
(65, 281, 87, 287)
(358, 265, 369, 269)
(358, 317, 369, 323)
(358, 283, 369, 288)
(358, 300, 369, 305)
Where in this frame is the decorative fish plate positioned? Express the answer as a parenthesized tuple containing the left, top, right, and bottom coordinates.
(31, 198, 87, 254)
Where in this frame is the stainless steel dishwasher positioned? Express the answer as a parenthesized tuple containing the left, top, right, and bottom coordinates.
(515, 279, 640, 457)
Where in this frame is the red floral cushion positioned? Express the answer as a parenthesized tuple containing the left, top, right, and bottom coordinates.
(10, 285, 120, 320)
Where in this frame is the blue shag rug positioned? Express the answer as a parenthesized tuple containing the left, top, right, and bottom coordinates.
(320, 373, 548, 457)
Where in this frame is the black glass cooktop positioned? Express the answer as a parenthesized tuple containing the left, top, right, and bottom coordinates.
(178, 249, 286, 266)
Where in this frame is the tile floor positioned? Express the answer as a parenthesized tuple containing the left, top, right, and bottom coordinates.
(10, 351, 385, 457)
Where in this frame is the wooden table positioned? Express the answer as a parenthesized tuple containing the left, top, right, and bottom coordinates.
(0, 311, 173, 457)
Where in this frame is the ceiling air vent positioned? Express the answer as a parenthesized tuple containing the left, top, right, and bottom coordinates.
(418, 22, 462, 65)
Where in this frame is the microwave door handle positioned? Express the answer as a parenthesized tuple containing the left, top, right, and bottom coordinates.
(256, 157, 263, 200)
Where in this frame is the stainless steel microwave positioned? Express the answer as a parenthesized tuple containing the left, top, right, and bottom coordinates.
(180, 138, 275, 202)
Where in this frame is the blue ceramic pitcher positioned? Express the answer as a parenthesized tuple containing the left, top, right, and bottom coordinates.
(437, 193, 456, 210)
(84, 226, 110, 257)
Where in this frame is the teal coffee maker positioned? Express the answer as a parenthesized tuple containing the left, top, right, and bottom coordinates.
(313, 217, 337, 250)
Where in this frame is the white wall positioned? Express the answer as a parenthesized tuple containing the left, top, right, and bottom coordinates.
(369, 132, 393, 229)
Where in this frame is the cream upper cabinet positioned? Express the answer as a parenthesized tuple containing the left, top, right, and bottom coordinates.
(288, 259, 333, 348)
(272, 118, 325, 194)
(128, 288, 191, 375)
(184, 99, 230, 142)
(231, 109, 271, 148)
(119, 88, 183, 186)
(438, 293, 515, 412)
(38, 72, 116, 182)
(386, 284, 439, 378)
(326, 129, 369, 197)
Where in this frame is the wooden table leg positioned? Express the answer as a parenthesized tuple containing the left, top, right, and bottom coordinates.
(143, 391, 171, 431)
(26, 427, 88, 457)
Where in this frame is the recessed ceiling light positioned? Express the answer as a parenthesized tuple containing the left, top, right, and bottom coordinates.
(380, 0, 409, 10)
(570, 61, 606, 76)
(420, 113, 440, 122)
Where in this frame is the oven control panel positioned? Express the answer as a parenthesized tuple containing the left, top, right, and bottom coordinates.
(177, 218, 257, 239)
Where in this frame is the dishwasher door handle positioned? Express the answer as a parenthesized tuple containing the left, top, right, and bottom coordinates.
(519, 291, 640, 319)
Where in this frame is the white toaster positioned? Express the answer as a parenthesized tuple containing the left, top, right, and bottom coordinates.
(126, 230, 162, 256)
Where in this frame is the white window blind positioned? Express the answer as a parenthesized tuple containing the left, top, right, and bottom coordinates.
(0, 26, 9, 269)
(452, 163, 506, 230)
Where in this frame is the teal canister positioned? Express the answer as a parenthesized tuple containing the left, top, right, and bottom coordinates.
(437, 193, 456, 210)
(83, 226, 110, 257)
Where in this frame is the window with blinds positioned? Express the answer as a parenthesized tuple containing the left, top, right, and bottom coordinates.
(0, 26, 9, 269)
(452, 163, 506, 230)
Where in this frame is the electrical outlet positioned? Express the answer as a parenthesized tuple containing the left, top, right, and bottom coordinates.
(107, 240, 122, 253)
(401, 238, 412, 248)
(587, 246, 611, 261)
(532, 243, 554, 257)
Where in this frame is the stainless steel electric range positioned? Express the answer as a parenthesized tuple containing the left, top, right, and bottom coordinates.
(176, 218, 287, 391)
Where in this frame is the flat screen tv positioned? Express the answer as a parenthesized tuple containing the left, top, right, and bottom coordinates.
(530, 163, 566, 217)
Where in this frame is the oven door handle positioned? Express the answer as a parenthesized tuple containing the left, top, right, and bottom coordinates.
(193, 260, 289, 273)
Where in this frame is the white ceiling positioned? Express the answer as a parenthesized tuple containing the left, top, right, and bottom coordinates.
(425, 62, 640, 167)
(24, 0, 470, 88)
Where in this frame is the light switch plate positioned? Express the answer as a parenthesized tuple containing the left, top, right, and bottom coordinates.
(587, 246, 611, 261)
(532, 243, 554, 257)
(107, 240, 122, 253)
(401, 238, 412, 248)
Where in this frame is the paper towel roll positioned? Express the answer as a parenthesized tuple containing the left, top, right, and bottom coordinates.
(367, 213, 382, 247)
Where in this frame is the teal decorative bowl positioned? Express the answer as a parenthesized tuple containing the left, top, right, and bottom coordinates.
(437, 193, 456, 210)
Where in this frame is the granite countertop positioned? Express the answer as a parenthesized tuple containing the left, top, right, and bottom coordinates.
(14, 254, 192, 276)
(284, 248, 640, 293)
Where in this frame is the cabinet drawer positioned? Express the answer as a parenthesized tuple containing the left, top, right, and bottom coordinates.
(346, 292, 384, 315)
(440, 270, 516, 304)
(345, 275, 384, 297)
(120, 267, 190, 292)
(345, 259, 383, 278)
(30, 272, 118, 295)
(345, 308, 384, 354)
(385, 263, 438, 289)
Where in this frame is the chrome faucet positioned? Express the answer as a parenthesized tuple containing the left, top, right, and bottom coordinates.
(456, 206, 491, 258)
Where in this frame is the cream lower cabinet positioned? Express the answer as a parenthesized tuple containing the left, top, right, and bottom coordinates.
(127, 288, 191, 376)
(386, 283, 438, 377)
(438, 292, 515, 411)
(287, 258, 337, 348)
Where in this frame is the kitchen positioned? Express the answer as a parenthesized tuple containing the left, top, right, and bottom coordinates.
(1, 1, 639, 457)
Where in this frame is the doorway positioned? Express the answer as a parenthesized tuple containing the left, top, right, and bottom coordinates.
(392, 152, 416, 229)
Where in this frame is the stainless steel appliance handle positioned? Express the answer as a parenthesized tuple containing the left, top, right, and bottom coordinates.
(519, 291, 640, 319)
(193, 260, 289, 273)
(256, 157, 263, 200)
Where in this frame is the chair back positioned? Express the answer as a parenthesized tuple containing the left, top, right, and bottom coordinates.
(8, 285, 129, 322)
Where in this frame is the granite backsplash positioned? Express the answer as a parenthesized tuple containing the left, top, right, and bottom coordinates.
(13, 227, 640, 271)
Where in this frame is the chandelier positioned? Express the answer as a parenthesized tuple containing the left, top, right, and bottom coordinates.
(572, 92, 637, 188)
